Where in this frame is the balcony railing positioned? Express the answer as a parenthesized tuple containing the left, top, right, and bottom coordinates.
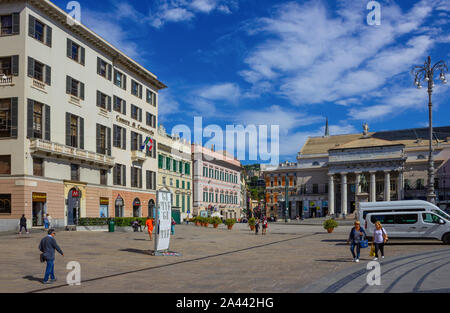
(0, 75, 13, 87)
(131, 150, 147, 162)
(30, 139, 115, 167)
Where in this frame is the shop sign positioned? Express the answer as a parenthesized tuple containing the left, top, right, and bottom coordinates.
(100, 198, 109, 205)
(32, 193, 47, 203)
(115, 195, 124, 207)
(133, 198, 141, 207)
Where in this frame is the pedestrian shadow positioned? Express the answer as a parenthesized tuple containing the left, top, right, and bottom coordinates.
(23, 275, 42, 282)
(316, 258, 369, 263)
(119, 248, 152, 255)
(133, 239, 148, 241)
(385, 242, 443, 246)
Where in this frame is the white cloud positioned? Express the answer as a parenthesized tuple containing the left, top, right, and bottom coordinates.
(198, 83, 241, 102)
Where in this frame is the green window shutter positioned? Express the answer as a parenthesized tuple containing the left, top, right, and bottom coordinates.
(176, 195, 179, 207)
(182, 181, 185, 189)
(187, 196, 190, 210)
(176, 180, 179, 188)
(173, 159, 177, 172)
(158, 155, 163, 169)
(187, 182, 190, 190)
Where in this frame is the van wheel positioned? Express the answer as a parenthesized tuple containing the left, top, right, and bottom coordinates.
(443, 233, 450, 245)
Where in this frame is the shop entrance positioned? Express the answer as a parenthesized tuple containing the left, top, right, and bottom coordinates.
(32, 193, 46, 227)
(115, 195, 124, 217)
(148, 199, 155, 218)
(133, 198, 141, 217)
(67, 188, 81, 225)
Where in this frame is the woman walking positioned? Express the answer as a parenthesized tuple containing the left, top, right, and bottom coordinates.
(262, 217, 268, 235)
(255, 219, 260, 235)
(171, 217, 176, 235)
(144, 217, 154, 241)
(347, 221, 367, 263)
(43, 214, 49, 230)
(373, 221, 388, 261)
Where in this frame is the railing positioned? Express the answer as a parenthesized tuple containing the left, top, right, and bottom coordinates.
(30, 139, 115, 167)
(131, 150, 147, 162)
(0, 75, 13, 86)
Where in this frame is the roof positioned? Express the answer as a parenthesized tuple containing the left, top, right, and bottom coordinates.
(300, 126, 450, 155)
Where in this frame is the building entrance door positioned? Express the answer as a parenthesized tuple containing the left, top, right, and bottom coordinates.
(133, 198, 141, 217)
(68, 188, 81, 225)
(115, 196, 124, 217)
(32, 202, 44, 227)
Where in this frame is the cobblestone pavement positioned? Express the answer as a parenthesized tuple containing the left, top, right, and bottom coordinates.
(0, 223, 446, 293)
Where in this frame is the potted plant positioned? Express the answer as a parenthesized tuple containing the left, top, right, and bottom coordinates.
(192, 217, 200, 226)
(224, 218, 236, 230)
(323, 219, 339, 233)
(211, 217, 222, 228)
(201, 217, 208, 227)
(248, 217, 256, 231)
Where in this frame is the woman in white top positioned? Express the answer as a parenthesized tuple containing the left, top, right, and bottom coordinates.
(373, 221, 388, 261)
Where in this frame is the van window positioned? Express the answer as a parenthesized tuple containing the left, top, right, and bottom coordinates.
(362, 208, 425, 220)
(431, 209, 450, 221)
(395, 214, 418, 224)
(422, 213, 441, 224)
(370, 215, 395, 224)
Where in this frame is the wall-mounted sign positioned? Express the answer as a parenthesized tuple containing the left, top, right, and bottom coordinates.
(100, 198, 109, 205)
(72, 190, 80, 198)
(32, 193, 47, 203)
(133, 198, 141, 207)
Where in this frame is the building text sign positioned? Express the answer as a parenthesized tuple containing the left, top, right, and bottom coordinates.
(155, 190, 172, 252)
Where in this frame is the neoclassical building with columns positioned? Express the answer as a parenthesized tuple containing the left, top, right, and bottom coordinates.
(263, 125, 450, 219)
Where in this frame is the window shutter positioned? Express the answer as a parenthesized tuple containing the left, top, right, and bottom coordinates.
(152, 139, 157, 158)
(11, 98, 18, 138)
(139, 85, 142, 99)
(12, 13, 20, 34)
(67, 39, 72, 58)
(65, 113, 71, 146)
(97, 57, 101, 75)
(11, 55, 19, 76)
(107, 64, 112, 81)
(45, 105, 50, 141)
(66, 76, 71, 94)
(28, 15, 35, 38)
(45, 65, 51, 85)
(46, 26, 52, 47)
(138, 108, 142, 122)
(96, 124, 101, 153)
(153, 172, 156, 190)
(152, 115, 156, 128)
(96, 91, 101, 107)
(123, 100, 126, 115)
(107, 96, 112, 112)
(80, 47, 85, 65)
(79, 117, 84, 149)
(122, 165, 126, 186)
(139, 134, 143, 151)
(107, 127, 111, 156)
(80, 82, 85, 100)
(27, 99, 33, 138)
(27, 57, 34, 78)
(113, 125, 118, 147)
(122, 128, 126, 150)
(123, 75, 127, 90)
(146, 171, 150, 190)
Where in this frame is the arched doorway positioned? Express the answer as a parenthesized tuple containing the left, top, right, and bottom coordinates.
(133, 198, 141, 217)
(68, 188, 81, 225)
(148, 199, 155, 218)
(115, 195, 124, 217)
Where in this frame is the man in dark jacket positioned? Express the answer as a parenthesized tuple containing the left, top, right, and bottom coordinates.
(19, 215, 28, 235)
(39, 229, 64, 284)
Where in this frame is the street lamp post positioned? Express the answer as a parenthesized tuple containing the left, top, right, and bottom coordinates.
(285, 174, 289, 223)
(412, 56, 447, 204)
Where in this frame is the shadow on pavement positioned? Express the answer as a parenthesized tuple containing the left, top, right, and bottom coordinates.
(23, 275, 43, 282)
(119, 248, 152, 255)
(386, 242, 443, 246)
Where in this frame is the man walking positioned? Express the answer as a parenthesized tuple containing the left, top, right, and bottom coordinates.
(19, 214, 29, 235)
(39, 229, 64, 284)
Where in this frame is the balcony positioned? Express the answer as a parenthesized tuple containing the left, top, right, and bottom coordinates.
(131, 150, 147, 162)
(0, 75, 14, 87)
(29, 139, 115, 167)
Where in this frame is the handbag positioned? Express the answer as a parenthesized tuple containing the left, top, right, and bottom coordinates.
(360, 233, 369, 248)
(40, 253, 45, 263)
(369, 243, 376, 257)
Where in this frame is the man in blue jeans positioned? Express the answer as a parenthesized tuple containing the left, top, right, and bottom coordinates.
(39, 229, 64, 284)
(347, 221, 367, 263)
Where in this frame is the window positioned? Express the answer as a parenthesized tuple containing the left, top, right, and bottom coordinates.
(146, 171, 156, 190)
(32, 101, 42, 139)
(96, 91, 111, 111)
(0, 15, 12, 35)
(158, 155, 164, 169)
(131, 80, 143, 98)
(67, 39, 85, 65)
(416, 179, 425, 190)
(97, 57, 112, 80)
(422, 213, 441, 224)
(131, 104, 142, 122)
(395, 214, 418, 224)
(131, 167, 142, 188)
(33, 158, 44, 176)
(96, 124, 111, 155)
(113, 96, 126, 115)
(65, 113, 84, 149)
(28, 57, 51, 85)
(0, 56, 13, 76)
(417, 155, 426, 160)
(166, 157, 171, 171)
(114, 70, 126, 89)
(131, 131, 142, 151)
(146, 89, 156, 106)
(0, 155, 11, 175)
(0, 98, 18, 138)
(29, 15, 51, 46)
(66, 76, 84, 100)
(0, 194, 11, 214)
(100, 169, 107, 185)
(113, 125, 126, 150)
(113, 164, 126, 186)
(146, 112, 156, 128)
(69, 115, 78, 147)
(70, 164, 80, 181)
(313, 184, 319, 194)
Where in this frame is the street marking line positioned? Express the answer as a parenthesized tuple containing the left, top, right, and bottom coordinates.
(412, 260, 450, 293)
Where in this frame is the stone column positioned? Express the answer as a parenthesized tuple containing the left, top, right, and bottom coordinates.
(355, 172, 362, 196)
(341, 173, 348, 217)
(370, 171, 376, 202)
(328, 174, 335, 216)
(398, 171, 404, 200)
(384, 171, 391, 202)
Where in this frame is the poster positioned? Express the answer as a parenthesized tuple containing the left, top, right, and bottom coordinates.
(155, 190, 172, 252)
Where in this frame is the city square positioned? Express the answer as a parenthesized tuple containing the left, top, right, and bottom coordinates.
(1, 223, 448, 293)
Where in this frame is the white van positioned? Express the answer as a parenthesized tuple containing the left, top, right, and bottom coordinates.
(359, 200, 450, 244)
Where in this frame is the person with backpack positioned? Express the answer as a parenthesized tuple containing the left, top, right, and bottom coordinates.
(347, 221, 367, 263)
(19, 214, 29, 235)
(372, 221, 388, 260)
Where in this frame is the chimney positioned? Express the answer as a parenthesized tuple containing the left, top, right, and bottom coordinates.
(211, 144, 215, 152)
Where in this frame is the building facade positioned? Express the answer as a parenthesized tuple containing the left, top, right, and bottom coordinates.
(0, 0, 166, 231)
(192, 144, 243, 219)
(157, 125, 192, 222)
(263, 125, 450, 219)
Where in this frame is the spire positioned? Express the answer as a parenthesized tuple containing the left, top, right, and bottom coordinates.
(325, 117, 330, 137)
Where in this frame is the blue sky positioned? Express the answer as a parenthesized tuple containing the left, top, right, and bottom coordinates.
(54, 0, 450, 164)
